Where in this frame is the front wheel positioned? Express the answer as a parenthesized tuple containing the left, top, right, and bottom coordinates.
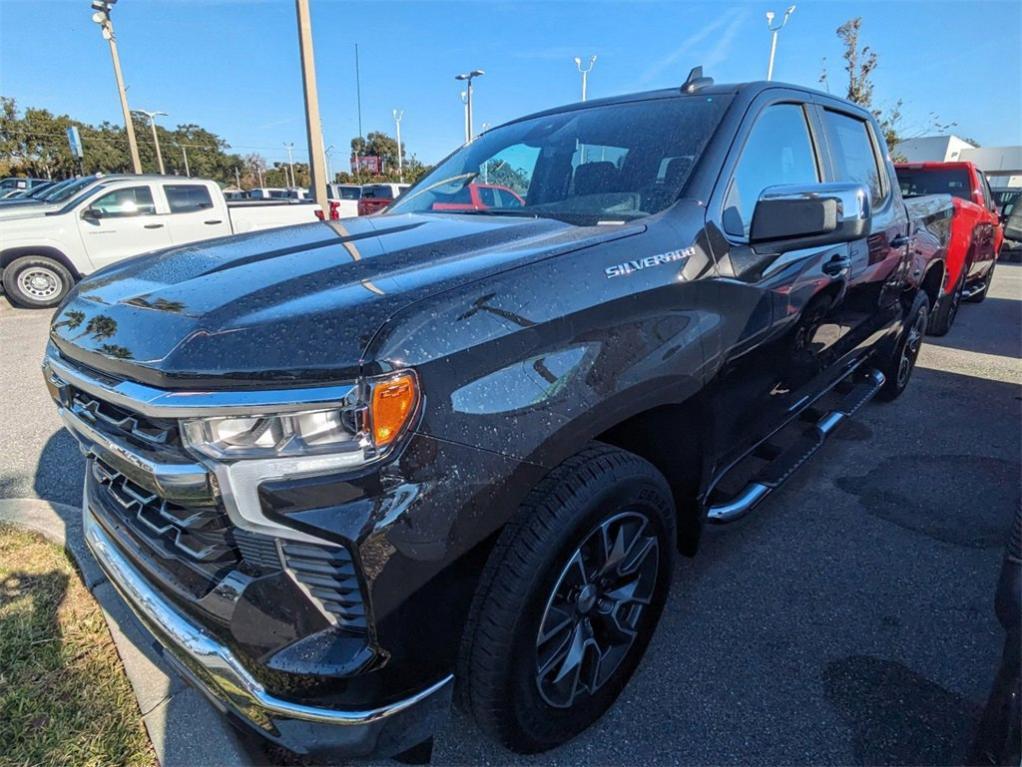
(2, 255, 74, 309)
(878, 292, 929, 401)
(459, 444, 675, 754)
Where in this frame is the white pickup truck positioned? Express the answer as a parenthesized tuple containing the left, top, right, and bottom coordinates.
(0, 176, 321, 307)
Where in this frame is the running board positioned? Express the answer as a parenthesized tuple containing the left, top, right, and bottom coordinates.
(706, 369, 886, 524)
(961, 282, 985, 300)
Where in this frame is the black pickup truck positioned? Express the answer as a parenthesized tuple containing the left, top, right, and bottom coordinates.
(45, 73, 951, 760)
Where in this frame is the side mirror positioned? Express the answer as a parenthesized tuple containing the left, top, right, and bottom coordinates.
(81, 207, 102, 222)
(750, 183, 870, 250)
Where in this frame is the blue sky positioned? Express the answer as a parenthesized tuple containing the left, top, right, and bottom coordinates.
(1, 0, 1019, 169)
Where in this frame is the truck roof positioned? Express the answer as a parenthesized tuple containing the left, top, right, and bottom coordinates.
(894, 161, 980, 171)
(498, 79, 856, 130)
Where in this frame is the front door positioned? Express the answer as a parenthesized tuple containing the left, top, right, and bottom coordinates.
(78, 184, 171, 269)
(706, 98, 857, 465)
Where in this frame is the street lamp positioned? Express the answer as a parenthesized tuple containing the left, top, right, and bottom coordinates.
(132, 109, 167, 174)
(283, 141, 296, 187)
(573, 55, 597, 101)
(89, 0, 141, 173)
(392, 110, 404, 181)
(455, 69, 484, 143)
(324, 144, 335, 185)
(765, 6, 796, 81)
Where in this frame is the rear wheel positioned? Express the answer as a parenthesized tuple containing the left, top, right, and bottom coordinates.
(927, 270, 962, 336)
(459, 444, 675, 754)
(878, 292, 929, 401)
(2, 255, 73, 309)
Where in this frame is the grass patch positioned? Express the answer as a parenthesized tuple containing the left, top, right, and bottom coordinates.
(0, 524, 155, 767)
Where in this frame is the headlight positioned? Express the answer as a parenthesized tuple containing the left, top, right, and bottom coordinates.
(181, 371, 418, 463)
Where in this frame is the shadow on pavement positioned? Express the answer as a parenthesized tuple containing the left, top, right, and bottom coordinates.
(926, 297, 1021, 358)
(823, 655, 979, 766)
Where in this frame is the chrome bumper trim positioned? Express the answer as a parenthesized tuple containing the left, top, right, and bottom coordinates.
(83, 508, 453, 728)
(45, 352, 356, 418)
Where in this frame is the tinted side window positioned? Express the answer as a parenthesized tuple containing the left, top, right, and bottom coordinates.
(164, 184, 213, 213)
(89, 186, 156, 218)
(824, 110, 884, 206)
(723, 104, 819, 237)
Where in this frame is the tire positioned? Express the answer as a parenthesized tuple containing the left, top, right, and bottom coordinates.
(2, 255, 73, 309)
(458, 444, 675, 754)
(965, 262, 994, 303)
(927, 270, 962, 336)
(878, 291, 929, 402)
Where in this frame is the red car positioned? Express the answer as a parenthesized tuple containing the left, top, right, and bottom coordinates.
(357, 183, 409, 216)
(896, 162, 1003, 335)
(430, 182, 525, 212)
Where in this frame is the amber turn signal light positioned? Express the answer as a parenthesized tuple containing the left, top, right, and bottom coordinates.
(371, 372, 417, 447)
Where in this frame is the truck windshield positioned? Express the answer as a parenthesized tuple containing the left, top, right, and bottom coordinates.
(896, 167, 972, 202)
(390, 95, 731, 225)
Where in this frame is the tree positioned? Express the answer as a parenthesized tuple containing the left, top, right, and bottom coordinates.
(830, 17, 904, 157)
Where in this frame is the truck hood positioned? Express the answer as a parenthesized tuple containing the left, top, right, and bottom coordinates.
(50, 213, 642, 387)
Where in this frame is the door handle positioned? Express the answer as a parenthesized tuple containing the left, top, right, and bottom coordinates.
(144, 223, 164, 229)
(822, 255, 851, 276)
(203, 220, 223, 225)
(889, 234, 910, 249)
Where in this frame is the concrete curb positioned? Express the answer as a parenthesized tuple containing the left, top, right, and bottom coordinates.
(0, 497, 259, 767)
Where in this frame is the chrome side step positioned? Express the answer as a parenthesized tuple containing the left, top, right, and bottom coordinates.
(706, 369, 885, 524)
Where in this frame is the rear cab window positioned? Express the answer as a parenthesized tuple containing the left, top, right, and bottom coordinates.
(164, 184, 214, 213)
(896, 167, 972, 201)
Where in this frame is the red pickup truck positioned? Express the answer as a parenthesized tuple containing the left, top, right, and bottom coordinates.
(896, 162, 1003, 335)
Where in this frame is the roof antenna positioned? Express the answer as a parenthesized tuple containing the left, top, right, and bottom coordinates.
(682, 65, 714, 93)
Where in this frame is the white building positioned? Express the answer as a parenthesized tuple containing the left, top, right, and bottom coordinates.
(895, 135, 1022, 188)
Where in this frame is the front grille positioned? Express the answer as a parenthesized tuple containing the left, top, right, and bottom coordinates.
(70, 386, 179, 449)
(280, 540, 367, 632)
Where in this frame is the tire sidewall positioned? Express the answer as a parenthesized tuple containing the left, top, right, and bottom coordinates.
(4, 256, 73, 309)
(881, 292, 929, 400)
(502, 470, 674, 750)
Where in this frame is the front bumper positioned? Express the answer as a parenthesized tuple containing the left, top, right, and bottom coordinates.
(83, 506, 453, 758)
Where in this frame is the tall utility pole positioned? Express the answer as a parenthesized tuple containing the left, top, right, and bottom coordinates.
(392, 110, 404, 181)
(574, 55, 597, 101)
(133, 109, 167, 174)
(455, 70, 484, 143)
(765, 6, 796, 81)
(180, 144, 190, 176)
(295, 0, 328, 214)
(283, 142, 296, 187)
(89, 0, 141, 174)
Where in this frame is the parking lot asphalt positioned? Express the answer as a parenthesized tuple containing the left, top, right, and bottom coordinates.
(1, 265, 1019, 766)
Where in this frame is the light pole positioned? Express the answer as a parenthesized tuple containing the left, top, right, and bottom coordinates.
(324, 144, 334, 185)
(573, 55, 597, 101)
(295, 0, 328, 214)
(133, 109, 167, 174)
(283, 142, 296, 187)
(455, 70, 484, 143)
(180, 144, 190, 177)
(459, 92, 469, 145)
(392, 110, 404, 181)
(89, 0, 141, 174)
(765, 6, 796, 81)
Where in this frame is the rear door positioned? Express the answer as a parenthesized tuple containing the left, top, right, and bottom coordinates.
(161, 183, 231, 245)
(816, 105, 908, 354)
(77, 184, 172, 269)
